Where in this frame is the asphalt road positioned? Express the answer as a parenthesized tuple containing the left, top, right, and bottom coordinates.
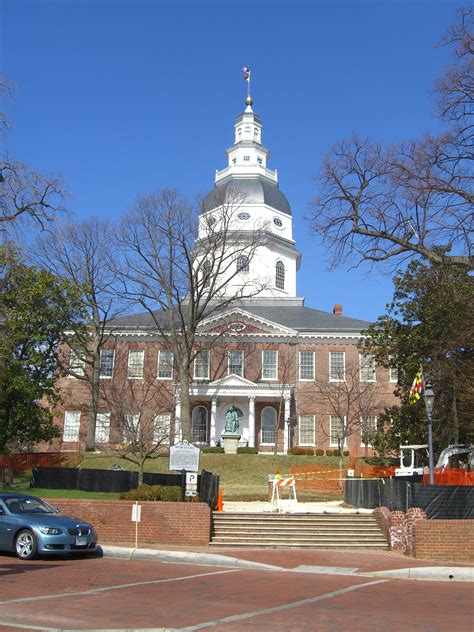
(0, 555, 472, 631)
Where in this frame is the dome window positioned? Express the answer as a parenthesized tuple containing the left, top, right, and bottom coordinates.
(237, 212, 251, 221)
(275, 260, 285, 290)
(273, 217, 283, 228)
(236, 255, 249, 273)
(243, 155, 250, 161)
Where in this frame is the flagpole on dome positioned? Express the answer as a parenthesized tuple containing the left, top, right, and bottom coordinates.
(242, 65, 253, 108)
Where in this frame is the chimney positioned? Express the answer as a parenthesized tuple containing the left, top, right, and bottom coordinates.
(333, 304, 343, 316)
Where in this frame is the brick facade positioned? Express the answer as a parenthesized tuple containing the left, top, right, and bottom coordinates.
(53, 331, 398, 457)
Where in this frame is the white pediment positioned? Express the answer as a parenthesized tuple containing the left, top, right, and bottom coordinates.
(208, 373, 257, 388)
(198, 307, 296, 335)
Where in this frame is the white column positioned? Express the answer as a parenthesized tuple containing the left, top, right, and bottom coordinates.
(283, 396, 291, 454)
(248, 396, 256, 448)
(174, 399, 181, 444)
(210, 397, 217, 446)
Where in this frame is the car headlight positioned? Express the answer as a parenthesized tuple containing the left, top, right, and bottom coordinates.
(38, 527, 63, 535)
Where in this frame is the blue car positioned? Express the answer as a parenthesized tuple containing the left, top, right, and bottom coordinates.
(0, 493, 99, 560)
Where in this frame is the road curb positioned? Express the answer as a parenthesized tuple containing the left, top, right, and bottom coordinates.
(368, 566, 474, 582)
(102, 545, 283, 571)
(102, 546, 473, 582)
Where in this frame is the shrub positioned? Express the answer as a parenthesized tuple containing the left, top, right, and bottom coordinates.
(201, 446, 225, 453)
(289, 447, 314, 455)
(363, 456, 397, 467)
(325, 449, 334, 456)
(120, 484, 181, 502)
(237, 447, 258, 454)
(343, 451, 350, 457)
(315, 449, 324, 456)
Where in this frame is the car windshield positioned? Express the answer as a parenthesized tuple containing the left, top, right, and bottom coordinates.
(5, 497, 56, 514)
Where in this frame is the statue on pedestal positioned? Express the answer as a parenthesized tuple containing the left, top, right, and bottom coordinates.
(224, 406, 241, 434)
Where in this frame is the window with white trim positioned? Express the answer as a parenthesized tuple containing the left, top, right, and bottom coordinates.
(262, 350, 278, 380)
(192, 406, 208, 443)
(128, 350, 144, 379)
(124, 413, 140, 442)
(95, 412, 111, 443)
(63, 411, 81, 442)
(359, 353, 376, 382)
(154, 413, 171, 444)
(389, 366, 399, 383)
(275, 260, 285, 290)
(68, 351, 85, 377)
(360, 415, 377, 447)
(228, 350, 244, 377)
(329, 351, 345, 381)
(330, 415, 347, 447)
(157, 350, 173, 379)
(299, 415, 315, 445)
(261, 407, 277, 444)
(299, 351, 315, 380)
(194, 350, 210, 379)
(99, 349, 114, 378)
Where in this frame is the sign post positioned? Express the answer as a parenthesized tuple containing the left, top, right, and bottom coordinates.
(169, 441, 200, 501)
(131, 502, 141, 549)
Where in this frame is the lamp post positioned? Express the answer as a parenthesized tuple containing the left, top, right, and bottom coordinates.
(424, 383, 435, 485)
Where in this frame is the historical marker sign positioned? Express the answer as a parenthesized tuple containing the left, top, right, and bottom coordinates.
(169, 441, 200, 472)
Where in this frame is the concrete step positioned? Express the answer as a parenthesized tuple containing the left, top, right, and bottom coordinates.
(210, 511, 388, 549)
(209, 541, 388, 549)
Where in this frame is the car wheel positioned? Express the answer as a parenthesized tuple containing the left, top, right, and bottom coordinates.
(15, 529, 38, 560)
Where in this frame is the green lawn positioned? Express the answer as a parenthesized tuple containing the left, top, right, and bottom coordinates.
(1, 452, 346, 502)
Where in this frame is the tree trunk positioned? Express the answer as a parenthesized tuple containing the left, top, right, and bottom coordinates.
(179, 368, 192, 442)
(85, 341, 101, 451)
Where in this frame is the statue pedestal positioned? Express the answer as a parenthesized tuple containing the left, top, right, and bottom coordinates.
(222, 433, 241, 455)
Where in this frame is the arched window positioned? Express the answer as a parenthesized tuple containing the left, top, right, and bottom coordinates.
(261, 406, 277, 444)
(236, 255, 249, 273)
(275, 260, 285, 290)
(202, 261, 211, 288)
(192, 406, 208, 443)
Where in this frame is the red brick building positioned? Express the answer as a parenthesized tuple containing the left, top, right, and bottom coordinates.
(53, 93, 398, 456)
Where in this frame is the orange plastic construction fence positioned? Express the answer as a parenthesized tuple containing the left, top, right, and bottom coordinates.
(424, 467, 474, 486)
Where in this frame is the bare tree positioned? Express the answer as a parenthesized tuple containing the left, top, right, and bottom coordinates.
(117, 187, 268, 442)
(308, 9, 473, 271)
(0, 76, 67, 237)
(101, 348, 173, 485)
(310, 360, 380, 469)
(33, 218, 126, 450)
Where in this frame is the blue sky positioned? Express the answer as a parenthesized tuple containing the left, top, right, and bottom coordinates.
(1, 0, 460, 321)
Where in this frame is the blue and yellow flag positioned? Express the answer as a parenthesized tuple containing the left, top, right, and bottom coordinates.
(409, 367, 424, 403)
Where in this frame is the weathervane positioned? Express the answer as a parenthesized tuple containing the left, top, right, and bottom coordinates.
(242, 66, 253, 107)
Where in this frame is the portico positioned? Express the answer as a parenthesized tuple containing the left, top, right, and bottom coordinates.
(175, 374, 293, 454)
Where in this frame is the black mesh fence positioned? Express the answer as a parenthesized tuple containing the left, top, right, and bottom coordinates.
(344, 478, 473, 519)
(30, 467, 220, 508)
(199, 470, 220, 509)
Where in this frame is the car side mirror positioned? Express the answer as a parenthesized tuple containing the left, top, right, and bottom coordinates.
(0, 507, 5, 515)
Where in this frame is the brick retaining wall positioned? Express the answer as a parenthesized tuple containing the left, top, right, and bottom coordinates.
(414, 520, 474, 563)
(46, 499, 211, 547)
(374, 506, 473, 563)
